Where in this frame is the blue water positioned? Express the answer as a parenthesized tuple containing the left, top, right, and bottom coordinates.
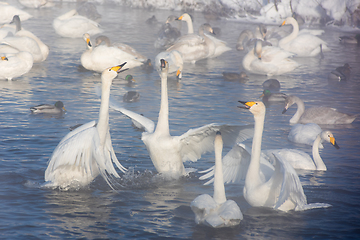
(1, 3, 360, 239)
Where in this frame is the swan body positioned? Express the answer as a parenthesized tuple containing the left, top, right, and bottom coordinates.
(203, 31, 231, 58)
(238, 101, 331, 211)
(288, 123, 323, 148)
(0, 3, 33, 24)
(44, 63, 128, 189)
(108, 59, 254, 179)
(242, 40, 298, 76)
(155, 50, 183, 79)
(0, 51, 33, 80)
(30, 101, 66, 114)
(53, 9, 103, 38)
(263, 130, 339, 171)
(0, 15, 49, 62)
(166, 23, 214, 63)
(283, 95, 357, 124)
(18, 0, 52, 8)
(191, 132, 243, 228)
(279, 17, 330, 57)
(81, 34, 147, 72)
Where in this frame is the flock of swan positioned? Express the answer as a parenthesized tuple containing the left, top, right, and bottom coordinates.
(0, 2, 358, 228)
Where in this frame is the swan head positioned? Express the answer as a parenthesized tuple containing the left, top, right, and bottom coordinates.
(158, 59, 169, 74)
(83, 33, 92, 48)
(95, 35, 111, 47)
(280, 17, 297, 27)
(214, 131, 223, 154)
(177, 13, 192, 22)
(238, 101, 265, 115)
(282, 95, 297, 114)
(321, 131, 340, 149)
(200, 23, 214, 35)
(101, 62, 128, 82)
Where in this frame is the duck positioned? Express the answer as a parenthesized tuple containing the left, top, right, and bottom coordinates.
(339, 34, 360, 45)
(262, 79, 281, 91)
(123, 91, 140, 103)
(30, 101, 66, 114)
(154, 15, 182, 50)
(44, 63, 128, 190)
(236, 101, 331, 211)
(166, 23, 215, 63)
(0, 15, 49, 62)
(107, 59, 254, 179)
(279, 17, 330, 57)
(190, 132, 243, 228)
(260, 89, 287, 103)
(81, 34, 148, 72)
(288, 123, 323, 148)
(0, 51, 33, 80)
(155, 50, 183, 79)
(222, 71, 249, 83)
(283, 95, 357, 124)
(242, 40, 299, 76)
(263, 130, 339, 171)
(53, 9, 103, 38)
(328, 63, 351, 81)
(0, 2, 33, 24)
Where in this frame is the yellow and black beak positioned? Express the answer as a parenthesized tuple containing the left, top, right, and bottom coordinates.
(280, 20, 286, 27)
(160, 59, 167, 69)
(1, 56, 8, 61)
(110, 62, 128, 73)
(238, 101, 256, 109)
(176, 15, 183, 21)
(330, 136, 340, 149)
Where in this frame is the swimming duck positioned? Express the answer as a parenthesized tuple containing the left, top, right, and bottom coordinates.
(328, 63, 351, 81)
(30, 101, 66, 114)
(123, 91, 140, 103)
(222, 72, 249, 83)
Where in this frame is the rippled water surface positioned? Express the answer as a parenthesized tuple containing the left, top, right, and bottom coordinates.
(1, 3, 360, 239)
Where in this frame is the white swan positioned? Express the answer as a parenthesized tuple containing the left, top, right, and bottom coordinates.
(44, 63, 128, 189)
(53, 9, 103, 38)
(242, 40, 298, 76)
(203, 28, 231, 58)
(0, 2, 33, 24)
(279, 17, 330, 57)
(262, 130, 339, 171)
(190, 132, 243, 228)
(166, 23, 215, 63)
(0, 51, 33, 80)
(0, 15, 49, 62)
(236, 25, 268, 51)
(107, 59, 254, 179)
(288, 123, 323, 148)
(237, 101, 331, 211)
(81, 34, 147, 72)
(30, 101, 66, 114)
(176, 13, 193, 34)
(283, 95, 357, 124)
(155, 50, 183, 79)
(18, 0, 53, 8)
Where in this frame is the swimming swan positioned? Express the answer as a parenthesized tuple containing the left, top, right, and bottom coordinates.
(283, 95, 357, 124)
(190, 132, 243, 228)
(0, 2, 33, 24)
(107, 59, 254, 179)
(81, 34, 147, 72)
(44, 63, 128, 189)
(242, 40, 298, 76)
(0, 52, 33, 80)
(0, 15, 49, 62)
(288, 123, 323, 148)
(279, 17, 330, 57)
(237, 101, 330, 211)
(53, 9, 103, 38)
(263, 130, 339, 171)
(155, 50, 183, 79)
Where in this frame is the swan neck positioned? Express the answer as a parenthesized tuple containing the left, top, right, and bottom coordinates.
(280, 19, 299, 46)
(97, 78, 112, 146)
(246, 111, 265, 187)
(290, 97, 305, 124)
(186, 18, 194, 34)
(213, 140, 226, 204)
(312, 135, 326, 170)
(155, 71, 170, 134)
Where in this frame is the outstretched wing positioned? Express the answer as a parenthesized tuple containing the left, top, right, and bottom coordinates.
(179, 123, 254, 162)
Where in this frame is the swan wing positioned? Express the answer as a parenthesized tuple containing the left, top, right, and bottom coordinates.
(179, 123, 254, 163)
(271, 153, 307, 210)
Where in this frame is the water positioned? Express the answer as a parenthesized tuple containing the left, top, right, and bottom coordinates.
(1, 3, 360, 239)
